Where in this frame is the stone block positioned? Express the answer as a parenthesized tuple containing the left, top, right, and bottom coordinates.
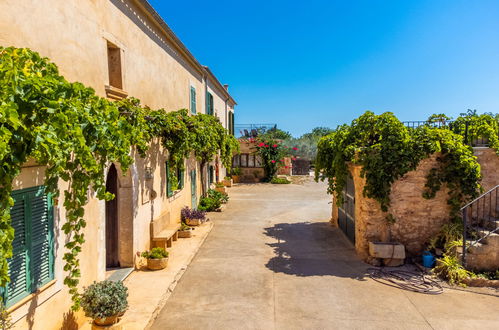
(369, 242, 406, 259)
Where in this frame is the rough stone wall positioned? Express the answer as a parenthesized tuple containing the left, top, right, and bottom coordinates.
(473, 148, 499, 192)
(389, 155, 451, 254)
(332, 149, 498, 260)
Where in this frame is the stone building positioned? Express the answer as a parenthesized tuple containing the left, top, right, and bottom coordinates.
(0, 0, 235, 328)
(331, 148, 499, 265)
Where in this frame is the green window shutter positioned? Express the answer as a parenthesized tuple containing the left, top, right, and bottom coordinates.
(209, 93, 214, 115)
(190, 87, 196, 114)
(2, 186, 53, 307)
(29, 188, 53, 289)
(178, 168, 185, 190)
(166, 161, 173, 197)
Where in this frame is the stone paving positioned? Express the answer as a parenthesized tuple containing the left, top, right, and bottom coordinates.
(150, 178, 499, 330)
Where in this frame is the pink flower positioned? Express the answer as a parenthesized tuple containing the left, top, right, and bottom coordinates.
(285, 166, 289, 169)
(273, 144, 277, 148)
(265, 145, 269, 147)
(258, 142, 265, 147)
(292, 147, 298, 151)
(271, 160, 276, 163)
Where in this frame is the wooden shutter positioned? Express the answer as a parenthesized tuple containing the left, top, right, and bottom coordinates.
(179, 168, 185, 190)
(2, 186, 53, 307)
(166, 161, 173, 197)
(190, 87, 196, 114)
(29, 188, 53, 289)
(206, 92, 213, 115)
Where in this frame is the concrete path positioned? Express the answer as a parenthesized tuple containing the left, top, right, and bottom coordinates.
(150, 178, 499, 330)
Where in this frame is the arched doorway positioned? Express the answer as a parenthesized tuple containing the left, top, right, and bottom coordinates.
(106, 163, 120, 268)
(338, 174, 355, 243)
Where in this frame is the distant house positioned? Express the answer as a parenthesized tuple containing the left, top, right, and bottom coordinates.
(0, 0, 235, 328)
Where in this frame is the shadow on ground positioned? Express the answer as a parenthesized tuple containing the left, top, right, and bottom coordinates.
(264, 222, 369, 280)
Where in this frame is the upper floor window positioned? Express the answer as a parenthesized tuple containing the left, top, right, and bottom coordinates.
(190, 87, 197, 114)
(206, 92, 214, 115)
(107, 42, 123, 90)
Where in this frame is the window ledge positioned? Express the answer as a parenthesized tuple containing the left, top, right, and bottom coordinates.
(105, 85, 128, 100)
(7, 279, 57, 313)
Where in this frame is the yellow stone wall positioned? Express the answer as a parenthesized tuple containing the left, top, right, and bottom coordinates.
(0, 0, 234, 328)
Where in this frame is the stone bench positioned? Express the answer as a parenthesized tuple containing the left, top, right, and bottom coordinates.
(150, 211, 180, 249)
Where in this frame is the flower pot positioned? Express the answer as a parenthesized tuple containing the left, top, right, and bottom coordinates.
(185, 218, 202, 226)
(232, 175, 240, 183)
(223, 179, 233, 187)
(146, 257, 168, 270)
(215, 186, 227, 194)
(178, 229, 192, 238)
(94, 315, 120, 326)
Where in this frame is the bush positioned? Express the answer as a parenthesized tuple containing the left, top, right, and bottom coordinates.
(432, 255, 474, 286)
(198, 196, 221, 211)
(271, 177, 291, 184)
(181, 206, 206, 221)
(81, 281, 128, 319)
(141, 247, 168, 259)
(207, 189, 229, 203)
(215, 182, 225, 188)
(231, 167, 242, 176)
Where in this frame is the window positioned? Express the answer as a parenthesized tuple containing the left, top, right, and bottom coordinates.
(206, 92, 214, 115)
(166, 161, 185, 197)
(190, 87, 196, 114)
(209, 165, 214, 185)
(232, 154, 261, 168)
(228, 111, 235, 135)
(107, 42, 123, 90)
(1, 186, 54, 307)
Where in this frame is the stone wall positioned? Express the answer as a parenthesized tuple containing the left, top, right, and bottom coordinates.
(331, 149, 498, 260)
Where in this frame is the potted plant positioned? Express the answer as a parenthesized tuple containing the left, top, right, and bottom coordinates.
(141, 247, 169, 270)
(215, 182, 227, 194)
(178, 222, 194, 238)
(81, 280, 128, 327)
(181, 206, 207, 226)
(222, 176, 233, 187)
(231, 167, 241, 183)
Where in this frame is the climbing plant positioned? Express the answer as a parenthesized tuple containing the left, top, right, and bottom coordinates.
(451, 110, 499, 153)
(0, 47, 238, 309)
(315, 111, 483, 220)
(254, 139, 290, 181)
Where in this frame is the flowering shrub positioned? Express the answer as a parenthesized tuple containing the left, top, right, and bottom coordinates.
(181, 207, 207, 221)
(255, 139, 291, 181)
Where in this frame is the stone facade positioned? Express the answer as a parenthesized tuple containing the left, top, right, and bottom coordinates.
(0, 1, 235, 329)
(331, 149, 499, 261)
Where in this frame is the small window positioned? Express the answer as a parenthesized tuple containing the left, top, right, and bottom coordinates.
(240, 154, 248, 167)
(232, 155, 240, 168)
(209, 165, 214, 185)
(206, 92, 214, 115)
(248, 155, 255, 167)
(190, 87, 197, 114)
(107, 42, 123, 90)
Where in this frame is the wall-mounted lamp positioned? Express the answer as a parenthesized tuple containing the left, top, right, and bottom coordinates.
(145, 166, 153, 180)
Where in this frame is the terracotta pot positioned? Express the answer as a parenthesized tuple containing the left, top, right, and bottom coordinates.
(146, 257, 168, 270)
(94, 315, 119, 326)
(215, 186, 227, 194)
(223, 179, 233, 187)
(232, 175, 240, 183)
(186, 218, 202, 226)
(178, 230, 192, 238)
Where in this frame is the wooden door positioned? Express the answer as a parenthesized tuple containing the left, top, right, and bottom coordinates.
(106, 164, 119, 268)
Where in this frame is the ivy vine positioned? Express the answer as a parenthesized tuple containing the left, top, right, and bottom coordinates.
(315, 111, 485, 220)
(0, 47, 238, 309)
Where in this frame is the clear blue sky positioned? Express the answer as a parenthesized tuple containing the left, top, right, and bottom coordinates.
(149, 0, 499, 137)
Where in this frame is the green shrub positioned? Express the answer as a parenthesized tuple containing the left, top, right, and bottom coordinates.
(141, 247, 169, 259)
(432, 255, 474, 286)
(215, 182, 225, 188)
(198, 196, 221, 211)
(271, 177, 291, 184)
(231, 167, 242, 176)
(81, 281, 128, 319)
(207, 189, 229, 203)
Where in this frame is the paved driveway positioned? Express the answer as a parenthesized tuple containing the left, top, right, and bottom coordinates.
(151, 178, 499, 330)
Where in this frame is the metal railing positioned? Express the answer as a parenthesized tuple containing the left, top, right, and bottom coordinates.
(402, 120, 493, 147)
(234, 123, 277, 138)
(461, 185, 499, 265)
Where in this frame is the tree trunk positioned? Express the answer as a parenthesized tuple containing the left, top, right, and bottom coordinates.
(200, 160, 207, 197)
